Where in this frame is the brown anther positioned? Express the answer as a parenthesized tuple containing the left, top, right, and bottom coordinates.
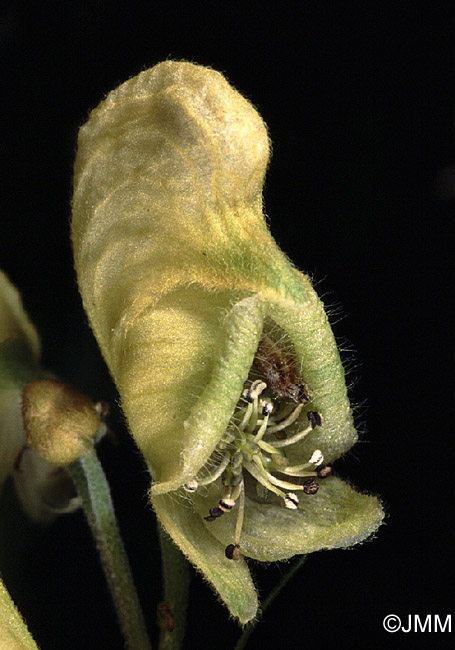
(317, 464, 332, 478)
(307, 411, 322, 429)
(303, 478, 320, 494)
(204, 506, 224, 522)
(225, 543, 241, 560)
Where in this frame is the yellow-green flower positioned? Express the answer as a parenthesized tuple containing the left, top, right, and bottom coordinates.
(0, 271, 97, 522)
(71, 61, 384, 623)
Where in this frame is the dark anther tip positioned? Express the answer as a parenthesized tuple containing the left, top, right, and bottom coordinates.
(317, 464, 332, 478)
(303, 478, 320, 495)
(307, 411, 322, 429)
(225, 543, 241, 560)
(205, 506, 224, 521)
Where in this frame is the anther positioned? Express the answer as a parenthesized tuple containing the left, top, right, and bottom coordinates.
(266, 404, 304, 435)
(225, 543, 241, 560)
(243, 380, 267, 402)
(303, 478, 319, 495)
(183, 479, 198, 492)
(284, 492, 299, 509)
(307, 411, 322, 429)
(261, 400, 274, 416)
(219, 497, 236, 512)
(317, 464, 332, 478)
(204, 506, 224, 522)
(309, 449, 324, 467)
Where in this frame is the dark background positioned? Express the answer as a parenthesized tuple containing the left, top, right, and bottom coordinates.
(0, 2, 453, 649)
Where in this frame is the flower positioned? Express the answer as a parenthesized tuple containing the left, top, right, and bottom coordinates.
(0, 271, 99, 522)
(0, 270, 40, 494)
(71, 61, 384, 623)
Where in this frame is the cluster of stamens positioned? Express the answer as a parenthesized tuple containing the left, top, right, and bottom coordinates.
(183, 379, 331, 560)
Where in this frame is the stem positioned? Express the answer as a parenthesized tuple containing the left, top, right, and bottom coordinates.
(68, 452, 152, 650)
(234, 555, 308, 650)
(157, 524, 190, 650)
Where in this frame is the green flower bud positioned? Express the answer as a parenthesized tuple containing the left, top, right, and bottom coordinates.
(22, 379, 102, 465)
(0, 270, 40, 491)
(71, 61, 384, 623)
(0, 271, 88, 522)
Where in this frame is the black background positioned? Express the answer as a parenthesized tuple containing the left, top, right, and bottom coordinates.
(0, 3, 453, 649)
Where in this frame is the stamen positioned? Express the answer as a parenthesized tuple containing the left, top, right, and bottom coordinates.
(183, 479, 198, 492)
(303, 478, 319, 494)
(277, 450, 323, 476)
(200, 364, 330, 553)
(269, 422, 312, 448)
(284, 493, 299, 509)
(244, 460, 287, 500)
(238, 401, 253, 430)
(257, 438, 285, 455)
(252, 408, 272, 443)
(223, 479, 245, 561)
(260, 399, 274, 416)
(243, 380, 267, 403)
(279, 467, 319, 478)
(309, 449, 324, 466)
(307, 411, 322, 429)
(317, 464, 332, 478)
(248, 395, 260, 432)
(204, 506, 224, 522)
(270, 410, 322, 448)
(225, 544, 240, 560)
(233, 479, 245, 549)
(217, 430, 236, 451)
(270, 402, 294, 423)
(197, 453, 231, 486)
(219, 497, 236, 512)
(265, 404, 304, 435)
(265, 471, 312, 492)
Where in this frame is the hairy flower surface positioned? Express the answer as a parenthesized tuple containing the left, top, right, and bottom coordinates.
(71, 61, 383, 622)
(0, 271, 93, 522)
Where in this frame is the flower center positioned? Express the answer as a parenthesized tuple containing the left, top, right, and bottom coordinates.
(183, 378, 332, 561)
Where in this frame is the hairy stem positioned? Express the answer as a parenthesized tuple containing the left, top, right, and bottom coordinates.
(68, 452, 152, 650)
(157, 524, 190, 650)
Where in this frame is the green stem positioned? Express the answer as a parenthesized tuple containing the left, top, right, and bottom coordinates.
(157, 524, 190, 650)
(68, 452, 152, 650)
(234, 555, 308, 650)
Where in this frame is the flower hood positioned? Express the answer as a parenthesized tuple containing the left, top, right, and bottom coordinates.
(71, 61, 384, 623)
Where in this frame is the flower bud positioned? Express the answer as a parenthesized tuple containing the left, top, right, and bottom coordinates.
(22, 379, 101, 465)
(1, 270, 41, 490)
(1, 271, 91, 522)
